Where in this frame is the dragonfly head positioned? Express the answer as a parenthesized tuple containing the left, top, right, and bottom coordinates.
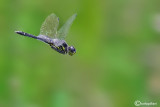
(68, 46, 76, 56)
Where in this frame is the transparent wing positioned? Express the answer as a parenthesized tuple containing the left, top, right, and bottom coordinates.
(40, 13, 59, 38)
(57, 13, 77, 40)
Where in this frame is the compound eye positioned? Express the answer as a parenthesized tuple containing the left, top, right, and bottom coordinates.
(70, 46, 76, 53)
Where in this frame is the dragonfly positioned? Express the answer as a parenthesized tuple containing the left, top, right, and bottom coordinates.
(15, 13, 77, 56)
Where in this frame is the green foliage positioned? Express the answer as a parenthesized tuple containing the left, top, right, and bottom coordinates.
(0, 0, 160, 107)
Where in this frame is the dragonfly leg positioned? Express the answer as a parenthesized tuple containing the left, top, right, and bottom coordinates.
(50, 45, 65, 54)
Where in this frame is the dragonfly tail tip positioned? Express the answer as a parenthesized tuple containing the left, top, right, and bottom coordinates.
(15, 31, 21, 34)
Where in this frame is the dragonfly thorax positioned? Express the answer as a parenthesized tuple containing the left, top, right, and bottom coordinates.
(51, 39, 76, 56)
(53, 39, 66, 46)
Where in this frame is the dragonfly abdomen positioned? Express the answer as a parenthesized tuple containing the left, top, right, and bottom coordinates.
(15, 31, 38, 39)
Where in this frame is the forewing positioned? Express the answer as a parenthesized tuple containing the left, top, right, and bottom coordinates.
(57, 13, 77, 40)
(40, 13, 59, 38)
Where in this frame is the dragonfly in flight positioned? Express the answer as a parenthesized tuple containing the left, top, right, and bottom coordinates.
(15, 13, 77, 56)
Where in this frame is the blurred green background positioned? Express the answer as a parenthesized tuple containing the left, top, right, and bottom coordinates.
(0, 0, 160, 107)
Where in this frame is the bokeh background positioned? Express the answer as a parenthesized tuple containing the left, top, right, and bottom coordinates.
(0, 0, 160, 107)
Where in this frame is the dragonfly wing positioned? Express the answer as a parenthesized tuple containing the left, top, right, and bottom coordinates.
(57, 13, 77, 40)
(40, 13, 59, 38)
